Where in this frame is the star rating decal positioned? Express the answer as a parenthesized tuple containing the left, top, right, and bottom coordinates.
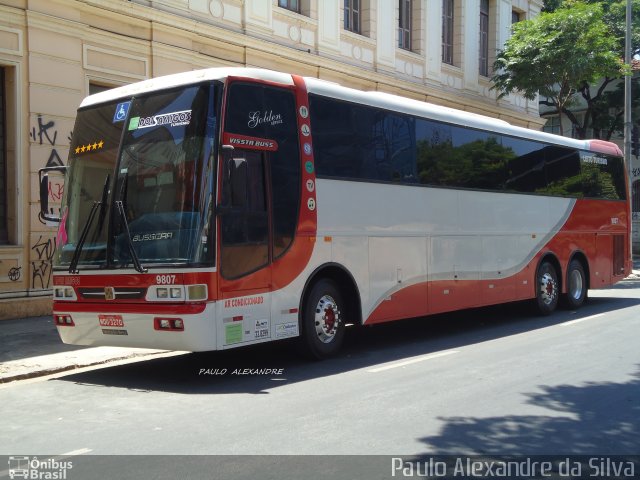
(75, 140, 105, 155)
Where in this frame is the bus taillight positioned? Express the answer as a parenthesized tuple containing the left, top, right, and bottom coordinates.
(55, 314, 75, 326)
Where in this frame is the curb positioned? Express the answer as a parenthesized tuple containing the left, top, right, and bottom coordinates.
(0, 348, 177, 384)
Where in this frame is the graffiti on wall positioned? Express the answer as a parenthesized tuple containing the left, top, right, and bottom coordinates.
(30, 115, 65, 168)
(29, 114, 70, 288)
(30, 235, 56, 290)
(8, 266, 22, 282)
(0, 258, 23, 284)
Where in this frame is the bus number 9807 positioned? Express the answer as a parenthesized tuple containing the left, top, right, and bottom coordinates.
(156, 275, 176, 285)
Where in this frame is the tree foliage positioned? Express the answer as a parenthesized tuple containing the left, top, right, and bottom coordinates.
(491, 0, 638, 139)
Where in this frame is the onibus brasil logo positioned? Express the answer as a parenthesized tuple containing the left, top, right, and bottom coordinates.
(8, 456, 73, 479)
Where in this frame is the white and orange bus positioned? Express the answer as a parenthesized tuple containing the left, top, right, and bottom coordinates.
(39, 68, 632, 359)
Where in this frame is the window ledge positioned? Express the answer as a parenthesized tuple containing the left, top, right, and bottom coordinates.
(274, 7, 318, 26)
(341, 29, 373, 44)
(396, 48, 424, 62)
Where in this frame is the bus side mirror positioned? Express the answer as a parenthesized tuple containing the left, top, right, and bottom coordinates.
(38, 166, 67, 224)
(229, 158, 247, 207)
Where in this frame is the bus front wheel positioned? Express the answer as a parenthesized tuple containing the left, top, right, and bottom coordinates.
(535, 261, 559, 315)
(299, 279, 346, 360)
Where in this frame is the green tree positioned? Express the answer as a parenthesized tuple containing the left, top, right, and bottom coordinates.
(491, 1, 636, 139)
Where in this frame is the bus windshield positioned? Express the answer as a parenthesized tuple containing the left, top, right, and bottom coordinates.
(56, 82, 218, 270)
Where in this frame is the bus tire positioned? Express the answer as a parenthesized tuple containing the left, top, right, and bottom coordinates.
(535, 260, 559, 315)
(299, 279, 345, 360)
(563, 259, 587, 309)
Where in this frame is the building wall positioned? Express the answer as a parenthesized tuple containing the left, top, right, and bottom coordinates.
(0, 0, 544, 319)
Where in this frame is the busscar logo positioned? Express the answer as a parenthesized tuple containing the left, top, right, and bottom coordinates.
(132, 232, 173, 242)
(8, 456, 73, 479)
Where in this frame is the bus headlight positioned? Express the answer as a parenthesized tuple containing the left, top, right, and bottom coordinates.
(146, 285, 187, 302)
(54, 287, 77, 301)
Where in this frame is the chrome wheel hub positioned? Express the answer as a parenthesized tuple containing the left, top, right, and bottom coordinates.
(314, 295, 340, 344)
(539, 272, 558, 306)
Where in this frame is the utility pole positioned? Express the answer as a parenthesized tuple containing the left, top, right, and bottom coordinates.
(624, 0, 633, 255)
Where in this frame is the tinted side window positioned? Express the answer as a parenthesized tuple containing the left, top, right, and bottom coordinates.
(310, 94, 626, 201)
(417, 120, 509, 190)
(376, 113, 417, 183)
(580, 152, 626, 200)
(311, 96, 417, 183)
(503, 137, 547, 193)
(450, 127, 505, 190)
(310, 95, 359, 179)
(542, 146, 582, 197)
(354, 105, 417, 182)
(416, 118, 453, 186)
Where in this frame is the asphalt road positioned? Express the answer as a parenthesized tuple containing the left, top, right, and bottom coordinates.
(1, 277, 639, 478)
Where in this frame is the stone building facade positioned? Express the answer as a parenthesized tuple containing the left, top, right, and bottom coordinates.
(0, 0, 543, 319)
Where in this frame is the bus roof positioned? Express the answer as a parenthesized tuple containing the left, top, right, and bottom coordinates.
(79, 67, 295, 108)
(79, 67, 621, 157)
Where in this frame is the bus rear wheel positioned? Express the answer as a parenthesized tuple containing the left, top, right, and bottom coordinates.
(299, 279, 346, 360)
(563, 259, 587, 309)
(535, 261, 559, 315)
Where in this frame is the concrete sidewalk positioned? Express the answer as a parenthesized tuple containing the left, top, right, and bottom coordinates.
(0, 316, 173, 383)
(2, 258, 639, 384)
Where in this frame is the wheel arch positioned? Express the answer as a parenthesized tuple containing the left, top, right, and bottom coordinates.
(300, 263, 363, 326)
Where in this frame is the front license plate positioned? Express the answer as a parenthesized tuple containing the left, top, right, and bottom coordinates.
(98, 314, 124, 328)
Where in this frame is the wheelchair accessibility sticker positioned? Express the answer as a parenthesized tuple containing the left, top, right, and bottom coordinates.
(113, 102, 131, 123)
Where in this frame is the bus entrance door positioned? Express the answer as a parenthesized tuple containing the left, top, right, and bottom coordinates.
(217, 148, 272, 347)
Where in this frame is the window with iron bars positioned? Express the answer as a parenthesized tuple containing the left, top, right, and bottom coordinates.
(442, 0, 454, 65)
(344, 0, 361, 34)
(479, 0, 489, 76)
(278, 0, 300, 14)
(398, 0, 412, 51)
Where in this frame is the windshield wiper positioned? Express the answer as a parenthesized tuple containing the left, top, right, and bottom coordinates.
(68, 202, 100, 274)
(68, 175, 110, 274)
(96, 174, 111, 237)
(115, 200, 147, 274)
